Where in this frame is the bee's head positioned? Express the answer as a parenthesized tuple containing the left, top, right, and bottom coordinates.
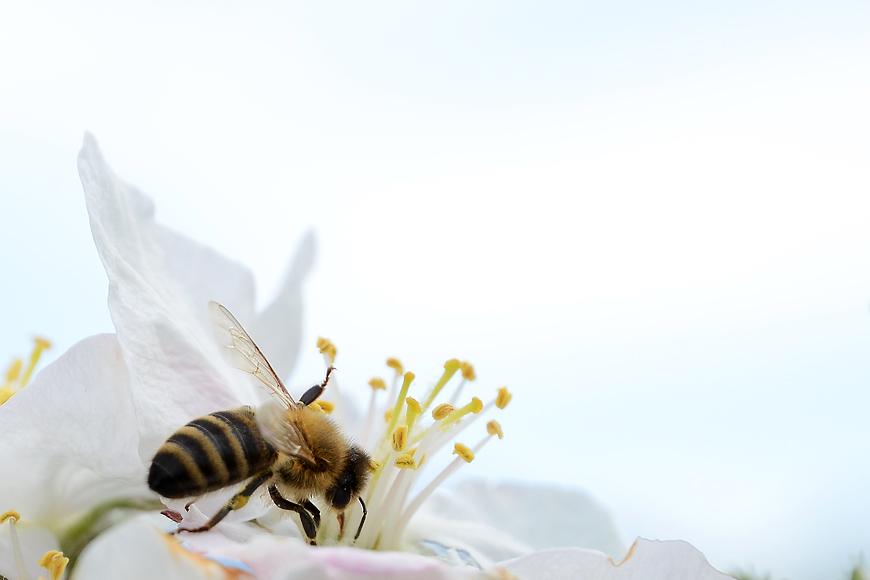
(325, 444, 371, 510)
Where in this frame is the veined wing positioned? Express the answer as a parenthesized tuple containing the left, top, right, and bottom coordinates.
(208, 301, 296, 408)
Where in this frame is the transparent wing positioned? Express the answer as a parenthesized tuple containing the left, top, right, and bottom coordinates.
(208, 301, 296, 408)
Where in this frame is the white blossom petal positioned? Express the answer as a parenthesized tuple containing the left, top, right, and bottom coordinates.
(500, 539, 732, 580)
(0, 334, 146, 523)
(414, 480, 627, 562)
(71, 515, 250, 580)
(78, 134, 261, 458)
(248, 230, 316, 382)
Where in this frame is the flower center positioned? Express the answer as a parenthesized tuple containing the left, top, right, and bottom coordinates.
(314, 346, 512, 552)
(1, 337, 51, 406)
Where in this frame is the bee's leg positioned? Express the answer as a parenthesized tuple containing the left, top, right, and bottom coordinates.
(184, 472, 271, 533)
(269, 485, 318, 545)
(354, 496, 367, 541)
(299, 365, 334, 406)
(301, 499, 321, 529)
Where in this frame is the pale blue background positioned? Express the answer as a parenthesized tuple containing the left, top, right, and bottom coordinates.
(2, 2, 869, 578)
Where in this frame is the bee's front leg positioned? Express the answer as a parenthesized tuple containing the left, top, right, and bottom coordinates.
(269, 486, 319, 545)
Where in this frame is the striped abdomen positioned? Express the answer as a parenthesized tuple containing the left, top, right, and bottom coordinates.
(148, 407, 277, 499)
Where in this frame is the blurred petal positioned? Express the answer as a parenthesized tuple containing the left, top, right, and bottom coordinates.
(185, 531, 492, 580)
(501, 539, 732, 580)
(78, 133, 259, 458)
(0, 334, 147, 522)
(71, 515, 251, 580)
(249, 230, 316, 382)
(417, 480, 627, 561)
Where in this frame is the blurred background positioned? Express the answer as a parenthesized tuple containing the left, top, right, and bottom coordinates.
(1, 1, 869, 578)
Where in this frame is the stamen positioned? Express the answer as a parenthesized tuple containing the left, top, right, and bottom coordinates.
(386, 358, 404, 376)
(391, 425, 408, 452)
(395, 453, 417, 469)
(487, 420, 503, 439)
(432, 404, 454, 421)
(452, 442, 474, 463)
(421, 359, 461, 412)
(369, 460, 383, 472)
(446, 361, 476, 406)
(404, 398, 422, 432)
(3, 510, 29, 580)
(20, 337, 51, 387)
(439, 397, 483, 428)
(389, 429, 502, 548)
(37, 550, 69, 580)
(316, 337, 337, 363)
(5, 358, 23, 385)
(385, 372, 415, 437)
(361, 378, 387, 447)
(496, 386, 512, 409)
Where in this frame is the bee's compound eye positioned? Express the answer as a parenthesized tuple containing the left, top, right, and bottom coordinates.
(327, 485, 352, 510)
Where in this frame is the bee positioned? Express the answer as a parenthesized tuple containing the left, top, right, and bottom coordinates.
(148, 301, 371, 544)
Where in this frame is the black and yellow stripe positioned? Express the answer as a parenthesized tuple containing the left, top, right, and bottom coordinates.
(148, 407, 277, 499)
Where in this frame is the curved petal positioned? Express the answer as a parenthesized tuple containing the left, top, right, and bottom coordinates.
(500, 539, 733, 580)
(249, 229, 316, 383)
(71, 515, 252, 580)
(413, 480, 627, 565)
(0, 334, 148, 523)
(77, 134, 260, 458)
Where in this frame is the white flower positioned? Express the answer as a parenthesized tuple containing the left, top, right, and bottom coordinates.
(4, 134, 732, 580)
(0, 133, 314, 580)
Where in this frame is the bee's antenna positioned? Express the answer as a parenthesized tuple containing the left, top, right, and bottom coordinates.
(300, 365, 334, 406)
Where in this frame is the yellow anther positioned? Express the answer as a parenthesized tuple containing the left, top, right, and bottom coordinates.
(453, 443, 475, 463)
(460, 361, 476, 381)
(0, 510, 21, 524)
(5, 358, 22, 384)
(33, 337, 52, 351)
(405, 397, 421, 431)
(432, 403, 455, 421)
(385, 371, 415, 437)
(37, 550, 69, 580)
(369, 460, 383, 472)
(440, 397, 483, 427)
(384, 409, 393, 422)
(386, 358, 404, 377)
(391, 425, 408, 452)
(487, 420, 504, 439)
(368, 377, 387, 391)
(317, 337, 337, 362)
(395, 452, 417, 469)
(496, 386, 512, 409)
(422, 359, 462, 411)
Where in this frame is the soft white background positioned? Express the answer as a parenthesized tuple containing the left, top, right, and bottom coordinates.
(1, 2, 869, 578)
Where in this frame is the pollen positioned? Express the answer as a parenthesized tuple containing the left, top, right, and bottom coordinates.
(460, 361, 476, 381)
(369, 460, 383, 472)
(315, 400, 335, 414)
(38, 550, 69, 580)
(0, 510, 20, 524)
(395, 452, 417, 469)
(368, 377, 387, 391)
(487, 420, 504, 439)
(452, 443, 475, 463)
(432, 403, 454, 421)
(391, 425, 408, 452)
(496, 387, 512, 409)
(386, 358, 404, 376)
(317, 337, 337, 362)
